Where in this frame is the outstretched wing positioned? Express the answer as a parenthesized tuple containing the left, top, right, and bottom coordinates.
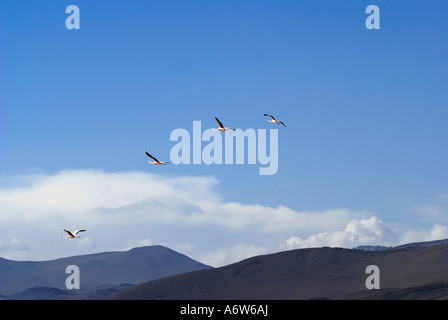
(264, 114, 276, 120)
(279, 121, 286, 128)
(145, 151, 159, 162)
(215, 117, 224, 128)
(63, 229, 74, 237)
(73, 230, 86, 236)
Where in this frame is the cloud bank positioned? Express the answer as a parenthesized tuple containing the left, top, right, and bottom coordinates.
(0, 169, 447, 266)
(285, 216, 397, 249)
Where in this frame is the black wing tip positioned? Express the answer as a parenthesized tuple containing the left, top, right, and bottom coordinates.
(215, 117, 224, 127)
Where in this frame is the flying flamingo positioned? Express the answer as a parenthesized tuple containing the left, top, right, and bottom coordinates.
(213, 117, 235, 132)
(264, 114, 286, 127)
(62, 229, 86, 239)
(146, 151, 170, 165)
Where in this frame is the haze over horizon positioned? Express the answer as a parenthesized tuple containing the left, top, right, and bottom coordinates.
(1, 1, 447, 267)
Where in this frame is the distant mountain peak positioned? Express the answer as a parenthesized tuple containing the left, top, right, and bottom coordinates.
(0, 245, 210, 298)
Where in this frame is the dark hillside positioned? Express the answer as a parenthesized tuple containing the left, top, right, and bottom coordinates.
(110, 242, 448, 300)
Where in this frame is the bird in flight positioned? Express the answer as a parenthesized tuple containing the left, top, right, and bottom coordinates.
(264, 114, 286, 127)
(146, 151, 170, 165)
(213, 117, 235, 132)
(62, 229, 86, 239)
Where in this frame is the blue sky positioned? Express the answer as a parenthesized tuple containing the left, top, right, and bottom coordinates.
(1, 1, 447, 266)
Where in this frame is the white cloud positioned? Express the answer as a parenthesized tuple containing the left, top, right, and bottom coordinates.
(0, 169, 446, 265)
(0, 238, 29, 252)
(0, 168, 365, 230)
(0, 169, 218, 222)
(0, 169, 369, 263)
(285, 217, 397, 249)
(200, 243, 270, 267)
(399, 224, 448, 245)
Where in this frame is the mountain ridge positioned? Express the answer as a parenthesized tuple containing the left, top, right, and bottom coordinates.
(0, 245, 211, 297)
(2, 239, 448, 299)
(109, 240, 448, 300)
